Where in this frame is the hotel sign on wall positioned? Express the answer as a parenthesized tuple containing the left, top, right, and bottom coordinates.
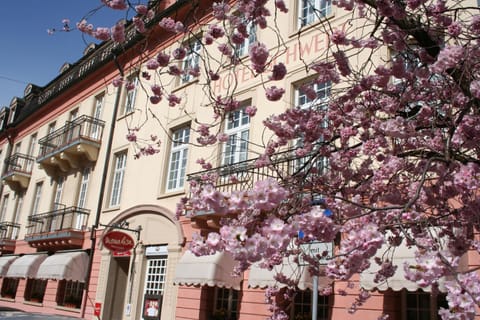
(102, 231, 135, 252)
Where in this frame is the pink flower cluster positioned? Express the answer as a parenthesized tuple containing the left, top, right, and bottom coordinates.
(249, 42, 269, 73)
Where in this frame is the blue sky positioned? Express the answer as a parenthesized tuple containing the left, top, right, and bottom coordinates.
(0, 1, 141, 107)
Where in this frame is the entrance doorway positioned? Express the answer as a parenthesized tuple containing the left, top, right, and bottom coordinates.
(105, 257, 130, 320)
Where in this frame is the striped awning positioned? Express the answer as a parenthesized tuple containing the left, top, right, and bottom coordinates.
(173, 251, 242, 290)
(6, 253, 47, 278)
(248, 256, 332, 290)
(37, 251, 89, 282)
(0, 255, 18, 277)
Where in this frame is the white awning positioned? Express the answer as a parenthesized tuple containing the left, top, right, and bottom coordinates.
(6, 253, 47, 278)
(37, 251, 89, 282)
(173, 251, 242, 290)
(0, 256, 18, 277)
(248, 256, 332, 290)
(359, 233, 466, 293)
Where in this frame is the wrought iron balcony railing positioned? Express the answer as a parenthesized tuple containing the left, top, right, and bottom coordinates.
(187, 147, 328, 194)
(26, 206, 90, 236)
(0, 222, 20, 240)
(1, 153, 35, 190)
(37, 115, 105, 174)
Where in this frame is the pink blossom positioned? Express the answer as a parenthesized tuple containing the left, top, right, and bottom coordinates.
(447, 21, 462, 37)
(217, 133, 229, 142)
(265, 86, 285, 101)
(330, 29, 349, 45)
(76, 19, 93, 35)
(156, 52, 170, 66)
(151, 84, 162, 96)
(135, 4, 148, 15)
(209, 70, 220, 81)
(93, 27, 110, 41)
(208, 24, 225, 39)
(167, 94, 182, 107)
(102, 0, 127, 10)
(126, 131, 137, 142)
(333, 51, 351, 76)
(133, 17, 146, 33)
(150, 95, 161, 104)
(212, 2, 231, 20)
(110, 20, 126, 43)
(430, 45, 464, 73)
(146, 59, 160, 70)
(218, 43, 233, 56)
(470, 80, 480, 99)
(275, 0, 288, 13)
(172, 47, 186, 60)
(112, 77, 124, 87)
(269, 63, 287, 81)
(249, 42, 269, 73)
(245, 105, 257, 117)
(158, 17, 177, 32)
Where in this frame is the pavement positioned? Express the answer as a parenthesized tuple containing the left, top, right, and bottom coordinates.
(0, 308, 81, 319)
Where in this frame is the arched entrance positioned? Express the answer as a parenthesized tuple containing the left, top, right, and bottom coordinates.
(98, 204, 185, 320)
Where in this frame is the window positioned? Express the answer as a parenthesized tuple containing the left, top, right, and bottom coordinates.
(212, 287, 240, 320)
(27, 134, 37, 157)
(181, 39, 201, 83)
(8, 106, 17, 124)
(0, 194, 9, 222)
(143, 256, 168, 296)
(298, 0, 332, 27)
(288, 290, 330, 320)
(109, 152, 127, 207)
(25, 279, 47, 303)
(31, 182, 43, 216)
(75, 168, 90, 229)
(14, 142, 21, 154)
(166, 126, 190, 191)
(403, 290, 448, 320)
(293, 81, 331, 176)
(56, 280, 84, 308)
(234, 18, 257, 57)
(1, 278, 19, 299)
(124, 75, 138, 114)
(222, 107, 250, 165)
(77, 168, 90, 209)
(53, 177, 64, 210)
(48, 122, 56, 135)
(92, 94, 104, 139)
(12, 193, 24, 239)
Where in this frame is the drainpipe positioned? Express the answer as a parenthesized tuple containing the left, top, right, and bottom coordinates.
(81, 54, 124, 319)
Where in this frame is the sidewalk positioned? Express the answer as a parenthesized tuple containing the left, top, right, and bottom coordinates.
(0, 310, 81, 319)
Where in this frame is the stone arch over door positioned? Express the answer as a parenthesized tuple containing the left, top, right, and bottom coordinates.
(99, 204, 185, 320)
(100, 204, 185, 247)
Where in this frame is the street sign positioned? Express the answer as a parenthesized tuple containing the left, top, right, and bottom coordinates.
(299, 241, 333, 266)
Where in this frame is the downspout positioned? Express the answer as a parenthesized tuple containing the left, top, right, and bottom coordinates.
(81, 54, 124, 319)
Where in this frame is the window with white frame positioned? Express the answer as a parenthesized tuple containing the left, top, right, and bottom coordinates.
(31, 182, 43, 216)
(181, 39, 201, 83)
(166, 126, 190, 192)
(298, 0, 332, 27)
(27, 134, 37, 157)
(12, 193, 23, 239)
(109, 152, 127, 207)
(50, 177, 65, 232)
(8, 106, 17, 124)
(75, 168, 90, 230)
(91, 94, 104, 139)
(403, 289, 447, 320)
(293, 81, 331, 175)
(77, 168, 90, 209)
(143, 255, 168, 296)
(124, 75, 138, 114)
(234, 17, 257, 57)
(222, 107, 250, 166)
(0, 194, 9, 222)
(212, 287, 240, 319)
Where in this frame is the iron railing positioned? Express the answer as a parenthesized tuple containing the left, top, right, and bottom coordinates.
(0, 222, 20, 240)
(37, 115, 105, 160)
(187, 147, 328, 194)
(2, 153, 35, 178)
(26, 206, 90, 236)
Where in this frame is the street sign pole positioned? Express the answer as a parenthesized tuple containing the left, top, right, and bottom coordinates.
(312, 275, 318, 320)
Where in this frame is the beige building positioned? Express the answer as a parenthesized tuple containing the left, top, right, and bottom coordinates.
(0, 0, 476, 319)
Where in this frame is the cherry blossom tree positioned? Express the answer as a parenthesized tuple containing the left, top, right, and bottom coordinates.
(62, 0, 480, 318)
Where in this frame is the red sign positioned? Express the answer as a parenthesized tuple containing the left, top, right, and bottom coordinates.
(102, 231, 135, 252)
(113, 250, 132, 257)
(94, 302, 102, 316)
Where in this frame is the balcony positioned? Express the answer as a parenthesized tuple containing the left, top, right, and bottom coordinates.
(0, 222, 20, 253)
(187, 147, 328, 229)
(2, 153, 35, 191)
(25, 206, 90, 250)
(37, 115, 105, 175)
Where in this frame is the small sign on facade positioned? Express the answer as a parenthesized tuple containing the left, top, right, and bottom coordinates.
(299, 242, 333, 266)
(102, 231, 135, 252)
